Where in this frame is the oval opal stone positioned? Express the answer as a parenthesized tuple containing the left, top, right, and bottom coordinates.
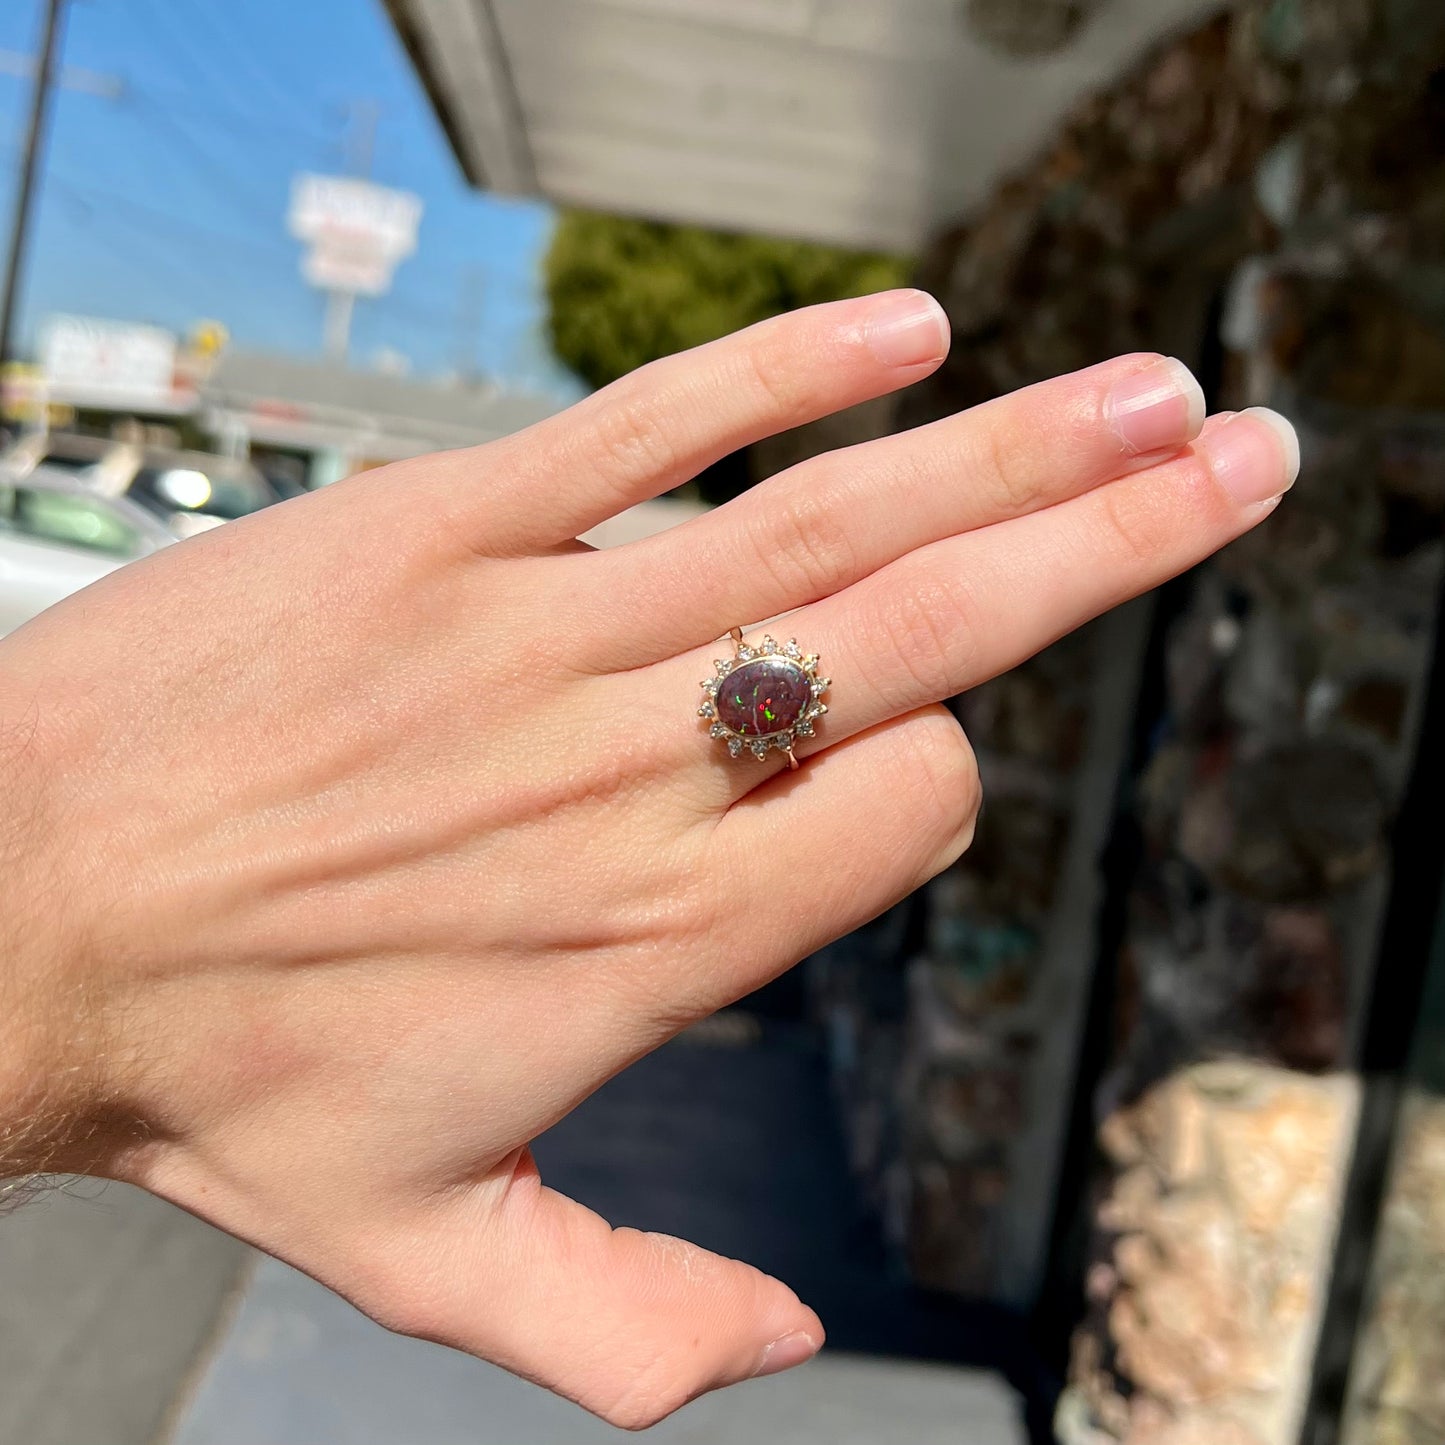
(716, 657, 812, 737)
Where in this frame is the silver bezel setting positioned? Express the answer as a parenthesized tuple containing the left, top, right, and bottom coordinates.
(700, 633, 830, 762)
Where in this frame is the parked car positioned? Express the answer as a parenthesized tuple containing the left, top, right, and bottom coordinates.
(0, 433, 282, 538)
(0, 465, 174, 636)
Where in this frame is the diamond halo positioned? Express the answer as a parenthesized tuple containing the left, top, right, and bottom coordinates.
(700, 629, 829, 769)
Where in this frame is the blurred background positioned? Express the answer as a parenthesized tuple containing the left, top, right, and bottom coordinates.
(2, 2, 1443, 1443)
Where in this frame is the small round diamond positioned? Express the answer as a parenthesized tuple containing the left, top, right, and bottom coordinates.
(727, 737, 744, 758)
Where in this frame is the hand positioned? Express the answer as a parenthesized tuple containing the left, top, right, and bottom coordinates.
(0, 291, 1296, 1427)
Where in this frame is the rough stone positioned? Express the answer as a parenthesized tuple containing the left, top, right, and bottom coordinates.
(1062, 1066, 1359, 1445)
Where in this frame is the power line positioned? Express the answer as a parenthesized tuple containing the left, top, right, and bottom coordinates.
(40, 110, 467, 319)
(125, 0, 328, 150)
(48, 169, 295, 269)
(124, 72, 340, 152)
(122, 91, 285, 234)
(48, 158, 473, 335)
(0, 44, 338, 153)
(51, 184, 234, 308)
(0, 46, 121, 100)
(184, 0, 334, 140)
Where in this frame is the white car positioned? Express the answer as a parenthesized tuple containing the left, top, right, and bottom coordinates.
(1, 432, 282, 539)
(0, 466, 174, 636)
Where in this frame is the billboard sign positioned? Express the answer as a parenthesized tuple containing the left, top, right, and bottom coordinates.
(289, 174, 423, 298)
(301, 241, 396, 298)
(39, 315, 178, 407)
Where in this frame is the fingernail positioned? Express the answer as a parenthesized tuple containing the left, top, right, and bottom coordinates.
(1205, 406, 1301, 505)
(862, 290, 950, 369)
(752, 1331, 821, 1378)
(1105, 357, 1206, 455)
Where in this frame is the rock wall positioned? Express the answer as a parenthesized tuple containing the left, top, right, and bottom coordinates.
(811, 2, 1445, 1440)
(1060, 3, 1445, 1438)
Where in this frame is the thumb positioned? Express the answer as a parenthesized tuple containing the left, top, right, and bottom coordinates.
(360, 1151, 824, 1429)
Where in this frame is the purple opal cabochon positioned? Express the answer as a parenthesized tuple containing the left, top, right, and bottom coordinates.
(715, 657, 813, 737)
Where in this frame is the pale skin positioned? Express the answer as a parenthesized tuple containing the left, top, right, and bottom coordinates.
(0, 291, 1297, 1428)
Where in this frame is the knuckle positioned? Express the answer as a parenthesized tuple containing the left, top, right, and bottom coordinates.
(902, 712, 983, 839)
(1098, 487, 1159, 566)
(864, 575, 977, 706)
(350, 1256, 451, 1346)
(895, 705, 988, 872)
(975, 418, 1046, 516)
(589, 377, 682, 497)
(752, 477, 859, 599)
(1095, 464, 1213, 567)
(593, 1366, 693, 1432)
(738, 336, 810, 427)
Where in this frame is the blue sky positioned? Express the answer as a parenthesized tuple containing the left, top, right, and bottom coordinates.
(0, 0, 582, 398)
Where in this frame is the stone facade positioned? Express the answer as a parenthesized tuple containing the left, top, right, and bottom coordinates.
(810, 2, 1445, 1440)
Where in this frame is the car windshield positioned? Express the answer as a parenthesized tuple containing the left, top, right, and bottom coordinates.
(0, 484, 147, 559)
(129, 463, 275, 520)
(36, 452, 100, 476)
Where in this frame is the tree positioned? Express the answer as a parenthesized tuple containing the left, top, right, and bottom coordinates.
(545, 210, 910, 392)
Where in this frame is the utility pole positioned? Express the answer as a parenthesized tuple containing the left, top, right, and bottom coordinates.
(0, 0, 67, 369)
(455, 266, 485, 380)
(344, 99, 380, 180)
(322, 98, 382, 362)
(323, 290, 355, 361)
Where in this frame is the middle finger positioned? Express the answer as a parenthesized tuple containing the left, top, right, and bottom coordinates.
(593, 352, 1204, 667)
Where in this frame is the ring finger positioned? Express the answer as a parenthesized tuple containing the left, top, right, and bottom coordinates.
(675, 407, 1298, 807)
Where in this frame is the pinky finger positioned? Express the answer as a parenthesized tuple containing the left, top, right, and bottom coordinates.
(698, 707, 981, 1016)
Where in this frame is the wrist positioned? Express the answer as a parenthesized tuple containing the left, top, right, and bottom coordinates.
(0, 673, 118, 1181)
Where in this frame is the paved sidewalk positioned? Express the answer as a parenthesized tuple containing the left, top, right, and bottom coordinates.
(2, 1022, 1031, 1444)
(170, 1023, 1029, 1443)
(173, 1256, 1022, 1445)
(0, 1180, 246, 1445)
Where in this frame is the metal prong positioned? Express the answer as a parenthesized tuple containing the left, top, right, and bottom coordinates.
(784, 745, 799, 771)
(728, 626, 744, 652)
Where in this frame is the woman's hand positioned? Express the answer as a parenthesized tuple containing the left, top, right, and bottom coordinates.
(0, 291, 1296, 1427)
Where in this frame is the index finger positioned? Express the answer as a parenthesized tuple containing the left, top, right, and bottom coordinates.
(417, 291, 950, 556)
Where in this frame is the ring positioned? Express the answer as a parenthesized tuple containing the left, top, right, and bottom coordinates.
(699, 627, 829, 770)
